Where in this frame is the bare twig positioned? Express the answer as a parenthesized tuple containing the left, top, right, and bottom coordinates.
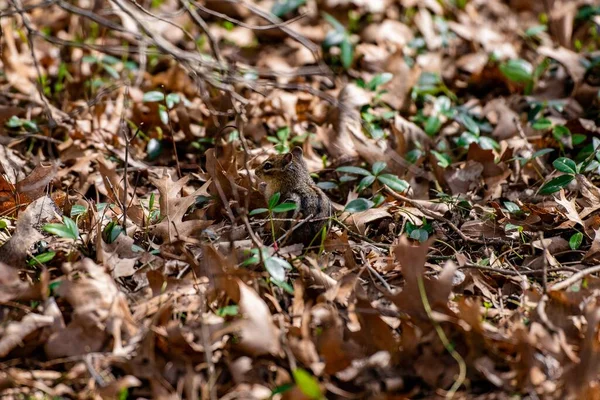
(550, 264, 600, 291)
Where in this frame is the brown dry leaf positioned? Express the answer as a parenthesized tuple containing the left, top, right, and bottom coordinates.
(229, 281, 282, 357)
(97, 158, 144, 226)
(0, 262, 49, 302)
(98, 232, 140, 279)
(538, 46, 586, 87)
(555, 189, 583, 227)
(148, 173, 212, 242)
(0, 313, 55, 358)
(387, 236, 456, 321)
(199, 245, 280, 356)
(0, 196, 61, 267)
(45, 258, 137, 358)
(343, 206, 391, 234)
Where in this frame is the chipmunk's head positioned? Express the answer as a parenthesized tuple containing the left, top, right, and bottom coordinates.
(255, 147, 308, 197)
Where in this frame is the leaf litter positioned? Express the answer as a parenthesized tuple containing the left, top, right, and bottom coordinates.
(1, 0, 600, 398)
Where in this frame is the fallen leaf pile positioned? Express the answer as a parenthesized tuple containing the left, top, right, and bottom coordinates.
(1, 0, 600, 398)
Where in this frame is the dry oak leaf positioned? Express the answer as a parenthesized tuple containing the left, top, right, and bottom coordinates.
(45, 258, 137, 359)
(555, 189, 583, 227)
(387, 236, 457, 322)
(0, 161, 59, 216)
(148, 173, 212, 242)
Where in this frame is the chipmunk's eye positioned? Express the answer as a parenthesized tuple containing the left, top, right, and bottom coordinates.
(263, 162, 273, 170)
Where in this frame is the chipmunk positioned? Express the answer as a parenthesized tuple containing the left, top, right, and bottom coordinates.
(255, 147, 332, 246)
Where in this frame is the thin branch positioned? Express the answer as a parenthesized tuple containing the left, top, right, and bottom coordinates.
(550, 264, 600, 291)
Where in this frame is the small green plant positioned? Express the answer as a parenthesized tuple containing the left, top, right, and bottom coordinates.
(570, 232, 584, 250)
(322, 13, 353, 70)
(103, 220, 124, 243)
(6, 116, 39, 132)
(27, 251, 56, 267)
(242, 247, 293, 285)
(266, 126, 309, 154)
(539, 151, 600, 194)
(43, 216, 80, 241)
(142, 90, 181, 124)
(337, 161, 409, 193)
(344, 198, 374, 213)
(250, 192, 297, 244)
(405, 219, 433, 242)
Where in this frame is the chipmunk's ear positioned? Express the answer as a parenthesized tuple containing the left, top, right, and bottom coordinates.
(283, 152, 293, 166)
(291, 146, 303, 158)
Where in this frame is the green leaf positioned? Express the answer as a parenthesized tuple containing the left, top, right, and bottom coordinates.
(367, 73, 393, 91)
(371, 161, 387, 176)
(143, 91, 165, 102)
(539, 174, 575, 195)
(553, 157, 578, 174)
(293, 368, 322, 400)
(271, 278, 295, 294)
(249, 208, 269, 216)
(532, 148, 554, 159)
(317, 181, 337, 190)
(82, 55, 98, 63)
(322, 12, 346, 32)
(108, 225, 123, 243)
(344, 198, 374, 213)
(70, 204, 87, 217)
(268, 192, 281, 210)
(102, 55, 120, 65)
(525, 25, 547, 37)
(357, 175, 376, 192)
(505, 223, 522, 232)
(431, 150, 451, 168)
(504, 201, 521, 213)
(43, 217, 79, 240)
(424, 115, 442, 136)
(377, 174, 410, 192)
(336, 166, 372, 176)
(28, 251, 56, 266)
(340, 37, 354, 70)
(552, 125, 571, 139)
(102, 64, 119, 79)
(216, 305, 239, 317)
(572, 133, 586, 146)
(271, 0, 305, 17)
(264, 256, 291, 282)
(532, 118, 552, 130)
(499, 58, 533, 83)
(272, 202, 298, 213)
(149, 192, 156, 211)
(6, 115, 23, 128)
(147, 138, 162, 161)
(165, 93, 180, 109)
(409, 228, 429, 242)
(323, 30, 345, 47)
(22, 120, 38, 132)
(158, 104, 169, 124)
(0, 219, 8, 229)
(569, 232, 583, 250)
(458, 113, 480, 135)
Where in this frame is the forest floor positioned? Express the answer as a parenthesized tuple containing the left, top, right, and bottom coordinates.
(1, 0, 600, 398)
